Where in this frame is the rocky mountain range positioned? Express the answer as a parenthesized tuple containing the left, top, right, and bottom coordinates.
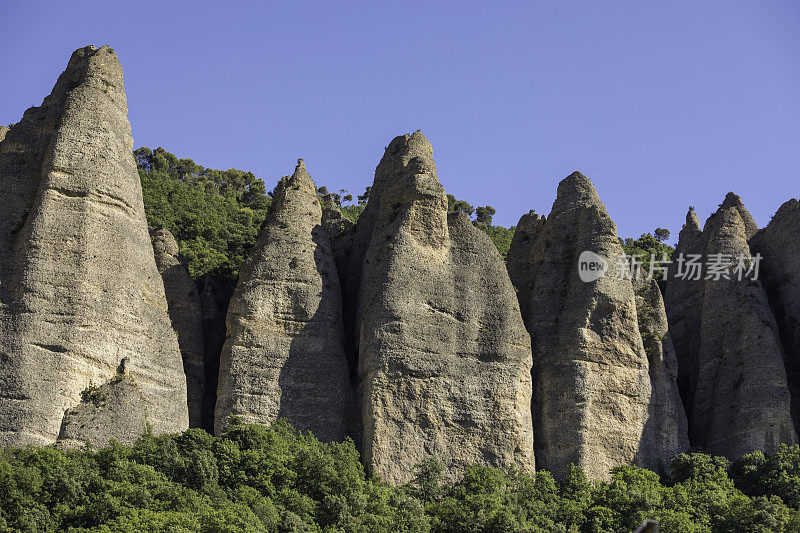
(1, 45, 798, 483)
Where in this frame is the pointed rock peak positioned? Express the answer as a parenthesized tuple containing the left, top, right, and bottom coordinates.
(46, 44, 126, 111)
(685, 207, 701, 230)
(286, 157, 315, 191)
(383, 130, 434, 162)
(721, 192, 744, 209)
(718, 192, 758, 238)
(555, 171, 600, 204)
(372, 130, 441, 204)
(64, 44, 121, 78)
(516, 210, 546, 231)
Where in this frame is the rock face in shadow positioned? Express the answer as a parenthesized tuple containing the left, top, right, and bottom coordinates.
(506, 210, 545, 322)
(663, 208, 704, 414)
(214, 160, 352, 442)
(151, 228, 206, 428)
(665, 195, 796, 458)
(199, 276, 230, 434)
(507, 172, 687, 480)
(0, 45, 188, 446)
(353, 132, 535, 484)
(633, 278, 690, 472)
(749, 199, 800, 435)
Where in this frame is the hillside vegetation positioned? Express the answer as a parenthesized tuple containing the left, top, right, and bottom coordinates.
(137, 147, 271, 282)
(1, 421, 799, 532)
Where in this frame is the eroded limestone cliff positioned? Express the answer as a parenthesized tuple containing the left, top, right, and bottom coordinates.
(214, 160, 352, 442)
(750, 199, 800, 434)
(665, 195, 796, 458)
(0, 45, 188, 446)
(507, 172, 688, 479)
(351, 132, 535, 484)
(151, 227, 206, 428)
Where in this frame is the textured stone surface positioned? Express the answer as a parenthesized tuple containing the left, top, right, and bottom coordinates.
(633, 278, 690, 473)
(508, 172, 686, 480)
(722, 192, 759, 240)
(505, 209, 545, 324)
(666, 196, 796, 458)
(151, 228, 205, 428)
(664, 208, 704, 413)
(0, 45, 188, 446)
(215, 160, 352, 442)
(57, 370, 149, 449)
(750, 199, 800, 435)
(355, 132, 534, 484)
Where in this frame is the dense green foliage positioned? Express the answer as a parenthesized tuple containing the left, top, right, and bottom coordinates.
(476, 223, 516, 259)
(620, 230, 675, 280)
(137, 147, 271, 281)
(2, 421, 800, 532)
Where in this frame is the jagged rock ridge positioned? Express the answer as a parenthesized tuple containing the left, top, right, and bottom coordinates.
(665, 195, 796, 458)
(214, 160, 352, 442)
(507, 172, 688, 479)
(349, 131, 535, 484)
(0, 45, 188, 446)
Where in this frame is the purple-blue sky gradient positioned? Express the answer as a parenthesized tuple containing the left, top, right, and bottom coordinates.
(2, 1, 798, 238)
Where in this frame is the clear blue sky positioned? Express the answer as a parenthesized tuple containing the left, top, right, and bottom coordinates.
(2, 1, 798, 239)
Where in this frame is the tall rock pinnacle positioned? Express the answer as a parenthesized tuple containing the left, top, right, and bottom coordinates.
(0, 45, 188, 446)
(151, 228, 206, 428)
(353, 132, 535, 484)
(750, 199, 800, 437)
(214, 159, 352, 441)
(633, 278, 690, 470)
(507, 171, 688, 479)
(666, 195, 796, 458)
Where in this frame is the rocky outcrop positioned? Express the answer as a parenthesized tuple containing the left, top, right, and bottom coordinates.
(353, 132, 535, 484)
(214, 160, 352, 442)
(0, 45, 188, 446)
(749, 199, 800, 435)
(665, 195, 796, 458)
(505, 210, 545, 323)
(633, 278, 690, 472)
(320, 193, 355, 240)
(57, 366, 149, 448)
(507, 172, 687, 480)
(151, 228, 205, 428)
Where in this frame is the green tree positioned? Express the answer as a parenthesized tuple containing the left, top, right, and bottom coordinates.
(137, 147, 270, 282)
(475, 205, 496, 226)
(654, 227, 671, 243)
